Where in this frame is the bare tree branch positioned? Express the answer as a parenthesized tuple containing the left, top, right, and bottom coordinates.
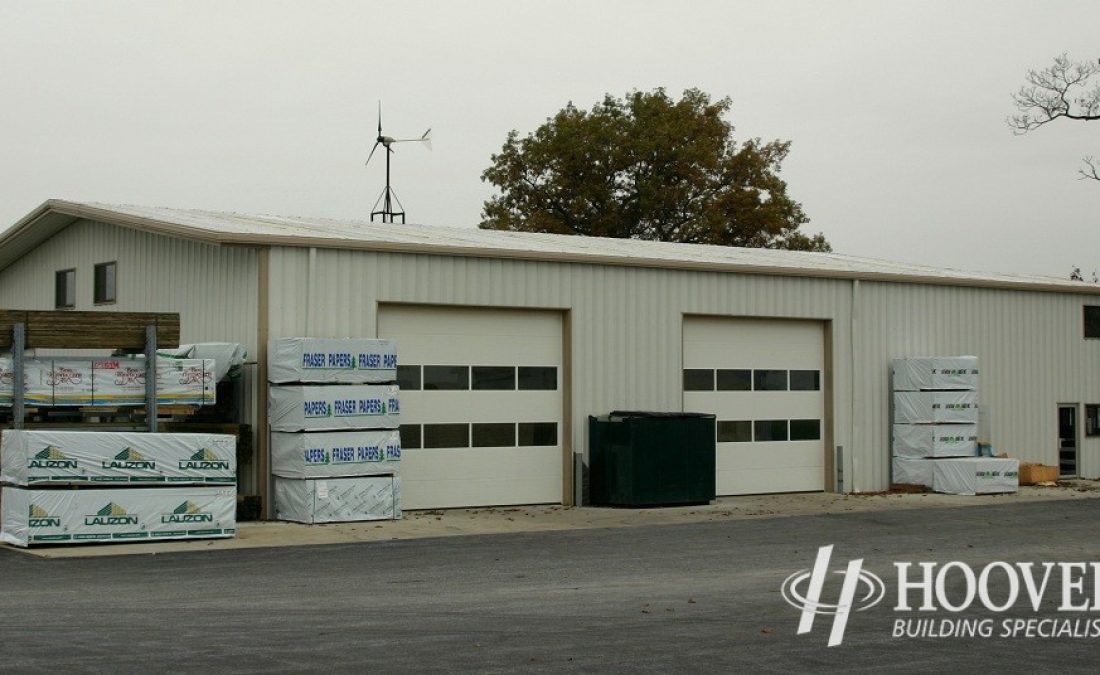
(1009, 54, 1100, 181)
(1081, 156, 1100, 182)
(1009, 54, 1100, 133)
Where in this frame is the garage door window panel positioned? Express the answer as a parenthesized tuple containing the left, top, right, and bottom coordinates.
(472, 423, 516, 447)
(717, 420, 752, 443)
(716, 369, 751, 391)
(754, 419, 789, 442)
(399, 424, 422, 449)
(789, 370, 820, 391)
(518, 366, 557, 391)
(754, 370, 788, 391)
(472, 366, 516, 391)
(397, 365, 422, 391)
(683, 369, 714, 391)
(518, 422, 557, 446)
(423, 366, 469, 390)
(423, 424, 470, 448)
(790, 419, 821, 441)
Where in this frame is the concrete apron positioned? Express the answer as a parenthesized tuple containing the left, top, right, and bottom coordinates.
(7, 482, 1100, 559)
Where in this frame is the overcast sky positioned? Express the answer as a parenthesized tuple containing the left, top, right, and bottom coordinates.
(1, 1, 1097, 278)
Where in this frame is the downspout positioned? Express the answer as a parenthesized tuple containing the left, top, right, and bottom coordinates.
(850, 278, 860, 493)
(306, 247, 317, 335)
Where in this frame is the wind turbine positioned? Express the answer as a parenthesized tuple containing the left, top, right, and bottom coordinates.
(365, 102, 432, 223)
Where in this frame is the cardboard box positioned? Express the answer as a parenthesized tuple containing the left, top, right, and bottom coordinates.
(0, 486, 236, 547)
(1019, 463, 1059, 485)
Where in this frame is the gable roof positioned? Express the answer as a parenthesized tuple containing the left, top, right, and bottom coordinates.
(1, 199, 1095, 294)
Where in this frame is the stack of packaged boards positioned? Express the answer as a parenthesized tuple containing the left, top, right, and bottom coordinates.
(268, 338, 402, 523)
(0, 429, 236, 547)
(0, 356, 216, 407)
(891, 357, 1018, 495)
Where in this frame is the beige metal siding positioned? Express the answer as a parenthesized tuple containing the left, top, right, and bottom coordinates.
(0, 219, 261, 490)
(268, 246, 856, 495)
(853, 283, 1100, 486)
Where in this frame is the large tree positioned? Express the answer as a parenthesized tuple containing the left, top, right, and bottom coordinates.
(1009, 54, 1100, 181)
(480, 88, 830, 251)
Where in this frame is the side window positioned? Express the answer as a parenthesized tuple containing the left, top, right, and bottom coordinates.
(1085, 306, 1100, 339)
(55, 268, 76, 309)
(94, 261, 117, 304)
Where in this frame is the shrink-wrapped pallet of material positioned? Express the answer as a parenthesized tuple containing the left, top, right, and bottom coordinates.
(268, 338, 397, 384)
(0, 485, 236, 547)
(268, 384, 400, 432)
(274, 475, 400, 523)
(891, 356, 979, 391)
(891, 423, 978, 459)
(932, 457, 1019, 495)
(0, 429, 236, 486)
(893, 391, 979, 424)
(271, 429, 401, 479)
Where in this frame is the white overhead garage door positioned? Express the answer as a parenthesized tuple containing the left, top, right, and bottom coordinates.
(378, 305, 563, 510)
(682, 317, 825, 495)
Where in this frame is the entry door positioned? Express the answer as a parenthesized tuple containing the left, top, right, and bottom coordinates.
(683, 317, 826, 495)
(1059, 404, 1078, 478)
(378, 305, 564, 509)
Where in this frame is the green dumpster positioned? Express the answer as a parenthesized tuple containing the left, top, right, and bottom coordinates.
(588, 411, 716, 506)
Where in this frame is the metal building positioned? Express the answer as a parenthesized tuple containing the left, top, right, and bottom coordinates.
(3, 200, 1099, 513)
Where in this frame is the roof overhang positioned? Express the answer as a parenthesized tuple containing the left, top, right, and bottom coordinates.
(4, 199, 1100, 296)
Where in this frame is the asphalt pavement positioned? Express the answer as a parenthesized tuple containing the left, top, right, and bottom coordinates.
(2, 500, 1099, 673)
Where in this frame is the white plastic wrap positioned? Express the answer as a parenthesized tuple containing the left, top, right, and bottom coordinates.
(892, 424, 978, 459)
(49, 359, 95, 406)
(932, 457, 1019, 495)
(893, 391, 979, 424)
(0, 357, 215, 407)
(0, 486, 236, 547)
(268, 338, 397, 384)
(271, 429, 401, 479)
(274, 476, 401, 523)
(159, 343, 248, 382)
(268, 384, 400, 432)
(0, 358, 53, 406)
(1, 429, 236, 486)
(892, 458, 935, 487)
(891, 356, 980, 391)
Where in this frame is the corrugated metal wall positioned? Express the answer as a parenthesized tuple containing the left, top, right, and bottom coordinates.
(267, 246, 857, 490)
(5, 220, 1098, 496)
(0, 219, 261, 491)
(269, 246, 1100, 493)
(854, 282, 1100, 486)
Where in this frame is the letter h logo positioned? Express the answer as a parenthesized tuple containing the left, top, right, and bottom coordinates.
(781, 545, 885, 647)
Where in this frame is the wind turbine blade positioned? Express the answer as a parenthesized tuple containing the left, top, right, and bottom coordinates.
(365, 141, 380, 166)
(422, 128, 432, 151)
(377, 101, 382, 135)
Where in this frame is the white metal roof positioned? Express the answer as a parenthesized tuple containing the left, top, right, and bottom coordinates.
(1, 199, 1095, 294)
